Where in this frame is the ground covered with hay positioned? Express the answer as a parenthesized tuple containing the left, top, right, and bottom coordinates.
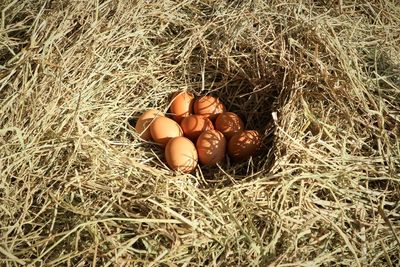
(1, 0, 400, 266)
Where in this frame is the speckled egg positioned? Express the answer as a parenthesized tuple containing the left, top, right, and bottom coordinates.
(135, 109, 164, 140)
(150, 117, 183, 146)
(196, 130, 226, 166)
(215, 112, 244, 139)
(228, 130, 261, 161)
(193, 96, 226, 121)
(165, 136, 198, 173)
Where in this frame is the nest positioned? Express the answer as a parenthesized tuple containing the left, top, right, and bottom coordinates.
(1, 0, 399, 266)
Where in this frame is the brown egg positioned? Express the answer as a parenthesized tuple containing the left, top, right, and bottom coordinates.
(215, 112, 244, 139)
(170, 91, 194, 123)
(135, 109, 164, 140)
(228, 130, 261, 161)
(165, 137, 198, 173)
(180, 115, 214, 140)
(196, 130, 226, 166)
(150, 117, 183, 146)
(193, 96, 226, 121)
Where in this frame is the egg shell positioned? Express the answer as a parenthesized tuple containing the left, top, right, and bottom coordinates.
(180, 115, 214, 140)
(150, 117, 183, 146)
(228, 130, 261, 161)
(193, 96, 226, 121)
(135, 109, 164, 140)
(165, 136, 198, 173)
(215, 112, 244, 139)
(196, 130, 227, 166)
(170, 91, 194, 123)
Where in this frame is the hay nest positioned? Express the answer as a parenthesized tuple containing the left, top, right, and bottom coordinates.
(1, 0, 399, 266)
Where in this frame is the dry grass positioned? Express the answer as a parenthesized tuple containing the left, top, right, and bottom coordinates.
(1, 0, 400, 266)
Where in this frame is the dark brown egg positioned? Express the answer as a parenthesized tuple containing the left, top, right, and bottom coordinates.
(196, 130, 226, 166)
(228, 130, 261, 161)
(215, 112, 244, 139)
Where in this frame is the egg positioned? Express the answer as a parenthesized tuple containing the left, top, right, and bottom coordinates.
(193, 96, 226, 121)
(215, 112, 244, 139)
(228, 130, 261, 160)
(165, 136, 198, 173)
(180, 115, 214, 140)
(135, 109, 164, 140)
(150, 117, 183, 146)
(196, 130, 226, 166)
(170, 91, 194, 123)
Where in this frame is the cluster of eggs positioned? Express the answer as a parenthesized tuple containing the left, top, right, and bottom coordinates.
(135, 91, 261, 173)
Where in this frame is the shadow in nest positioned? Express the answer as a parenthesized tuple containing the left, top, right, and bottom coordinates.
(128, 49, 285, 188)
(182, 50, 284, 187)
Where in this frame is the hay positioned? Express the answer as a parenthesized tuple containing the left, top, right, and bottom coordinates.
(1, 0, 399, 265)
